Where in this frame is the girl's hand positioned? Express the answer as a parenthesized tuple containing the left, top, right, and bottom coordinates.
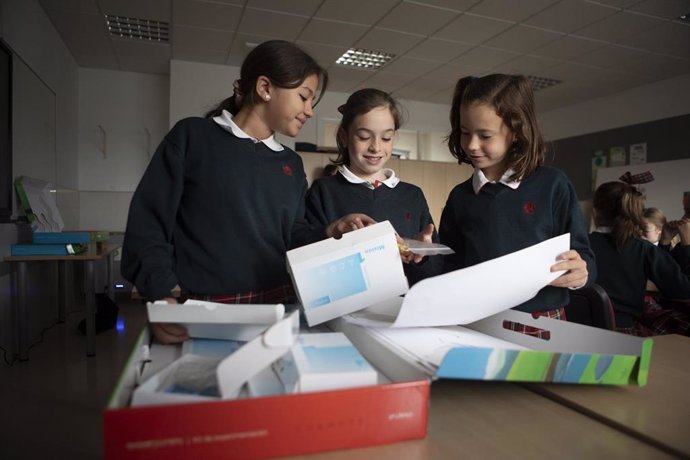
(150, 297, 189, 344)
(326, 213, 377, 239)
(661, 221, 679, 245)
(398, 224, 435, 264)
(676, 218, 690, 245)
(549, 250, 588, 289)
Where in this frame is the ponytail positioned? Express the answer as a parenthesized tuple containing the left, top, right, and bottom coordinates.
(593, 181, 646, 251)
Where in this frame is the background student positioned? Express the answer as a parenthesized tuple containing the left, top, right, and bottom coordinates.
(305, 88, 438, 285)
(439, 74, 595, 336)
(122, 40, 372, 344)
(590, 181, 690, 336)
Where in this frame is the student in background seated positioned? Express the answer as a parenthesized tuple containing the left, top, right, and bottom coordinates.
(122, 41, 372, 344)
(590, 181, 690, 336)
(642, 207, 667, 246)
(305, 88, 438, 285)
(439, 74, 595, 337)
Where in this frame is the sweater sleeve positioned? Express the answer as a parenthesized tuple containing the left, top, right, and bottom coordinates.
(121, 133, 185, 301)
(405, 188, 443, 284)
(670, 244, 690, 276)
(304, 179, 332, 227)
(290, 174, 327, 248)
(554, 175, 597, 287)
(439, 189, 465, 273)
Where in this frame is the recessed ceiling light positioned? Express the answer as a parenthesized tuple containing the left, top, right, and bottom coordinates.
(526, 75, 562, 91)
(336, 48, 396, 69)
(105, 14, 169, 42)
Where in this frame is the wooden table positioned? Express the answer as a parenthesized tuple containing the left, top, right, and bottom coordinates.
(4, 243, 119, 359)
(287, 381, 671, 459)
(529, 334, 690, 458)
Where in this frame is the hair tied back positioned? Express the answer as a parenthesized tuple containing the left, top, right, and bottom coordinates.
(337, 104, 345, 114)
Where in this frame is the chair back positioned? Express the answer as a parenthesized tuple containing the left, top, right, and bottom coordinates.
(565, 284, 616, 330)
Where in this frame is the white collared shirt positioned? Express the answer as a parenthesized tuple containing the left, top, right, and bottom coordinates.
(593, 226, 612, 234)
(472, 168, 521, 194)
(213, 109, 284, 152)
(339, 165, 400, 190)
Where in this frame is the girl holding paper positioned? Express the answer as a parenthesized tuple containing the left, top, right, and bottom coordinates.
(305, 88, 440, 285)
(439, 74, 596, 336)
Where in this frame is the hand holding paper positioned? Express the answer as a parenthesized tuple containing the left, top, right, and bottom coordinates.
(549, 249, 588, 288)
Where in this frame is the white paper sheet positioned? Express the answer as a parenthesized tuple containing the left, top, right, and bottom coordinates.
(347, 234, 570, 328)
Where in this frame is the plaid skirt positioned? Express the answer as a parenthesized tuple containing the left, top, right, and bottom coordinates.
(185, 284, 297, 305)
(615, 295, 690, 337)
(503, 307, 566, 340)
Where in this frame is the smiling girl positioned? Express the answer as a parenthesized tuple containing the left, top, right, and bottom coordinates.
(306, 88, 438, 285)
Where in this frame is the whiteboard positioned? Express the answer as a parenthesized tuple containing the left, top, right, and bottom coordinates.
(595, 159, 690, 221)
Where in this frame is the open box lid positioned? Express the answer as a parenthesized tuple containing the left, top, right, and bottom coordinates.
(337, 310, 652, 386)
(146, 300, 285, 341)
(286, 221, 409, 327)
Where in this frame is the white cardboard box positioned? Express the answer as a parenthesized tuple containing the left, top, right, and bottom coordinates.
(286, 221, 409, 326)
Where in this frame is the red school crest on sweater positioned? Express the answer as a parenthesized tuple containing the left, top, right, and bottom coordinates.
(523, 201, 536, 215)
(282, 165, 293, 176)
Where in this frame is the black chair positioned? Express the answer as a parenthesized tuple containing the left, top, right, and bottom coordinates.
(565, 284, 616, 330)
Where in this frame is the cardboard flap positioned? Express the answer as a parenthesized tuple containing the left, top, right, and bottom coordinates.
(217, 311, 299, 399)
(147, 301, 284, 324)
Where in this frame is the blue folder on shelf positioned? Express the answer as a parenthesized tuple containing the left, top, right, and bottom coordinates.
(11, 243, 86, 256)
(32, 232, 91, 244)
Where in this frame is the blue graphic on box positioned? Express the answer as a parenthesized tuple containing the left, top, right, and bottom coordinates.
(303, 253, 368, 308)
(302, 345, 373, 373)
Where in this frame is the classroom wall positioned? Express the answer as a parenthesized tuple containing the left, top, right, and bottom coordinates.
(0, 0, 79, 359)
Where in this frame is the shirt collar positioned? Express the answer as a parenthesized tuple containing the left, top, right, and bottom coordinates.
(593, 226, 613, 234)
(212, 110, 284, 152)
(472, 168, 521, 194)
(339, 165, 400, 190)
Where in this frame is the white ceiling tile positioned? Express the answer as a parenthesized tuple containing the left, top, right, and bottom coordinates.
(583, 0, 639, 8)
(383, 57, 442, 76)
(411, 0, 479, 12)
(434, 13, 513, 44)
(238, 8, 308, 40)
(172, 25, 233, 51)
(246, 0, 321, 16)
(315, 0, 398, 25)
(298, 19, 369, 47)
(617, 22, 690, 58)
(405, 38, 474, 62)
(572, 10, 666, 42)
(626, 0, 690, 19)
(39, 0, 99, 14)
(484, 25, 562, 53)
(41, 10, 114, 63)
(173, 0, 243, 31)
(327, 64, 376, 85)
(617, 53, 690, 78)
(539, 61, 601, 82)
(226, 32, 282, 65)
(452, 45, 520, 69)
(360, 70, 419, 92)
(573, 44, 649, 68)
(112, 39, 170, 74)
(355, 28, 425, 56)
(378, 2, 459, 35)
(531, 35, 606, 60)
(393, 84, 439, 100)
(98, 0, 171, 21)
(493, 54, 561, 74)
(296, 41, 349, 68)
(525, 1, 617, 33)
(426, 86, 455, 105)
(468, 0, 560, 22)
(326, 78, 360, 93)
(423, 61, 489, 82)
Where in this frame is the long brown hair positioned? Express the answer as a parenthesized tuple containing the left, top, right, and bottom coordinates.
(593, 181, 646, 250)
(446, 74, 545, 181)
(332, 88, 405, 166)
(205, 40, 328, 118)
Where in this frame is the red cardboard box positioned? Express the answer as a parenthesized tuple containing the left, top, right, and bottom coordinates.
(103, 328, 429, 459)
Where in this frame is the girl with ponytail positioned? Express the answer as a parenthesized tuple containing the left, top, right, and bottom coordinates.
(590, 180, 690, 336)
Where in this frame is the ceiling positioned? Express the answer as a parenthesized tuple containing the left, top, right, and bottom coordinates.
(38, 0, 690, 111)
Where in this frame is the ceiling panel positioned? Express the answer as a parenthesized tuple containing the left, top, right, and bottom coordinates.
(225, 32, 282, 65)
(377, 2, 459, 35)
(531, 35, 606, 60)
(405, 38, 474, 62)
(173, 0, 242, 30)
(434, 13, 513, 44)
(314, 0, 397, 25)
(39, 0, 99, 14)
(483, 25, 562, 53)
(617, 22, 690, 58)
(626, 0, 690, 19)
(468, 0, 560, 22)
(238, 8, 308, 41)
(572, 44, 649, 68)
(246, 0, 320, 16)
(112, 39, 170, 74)
(172, 25, 233, 50)
(493, 54, 561, 75)
(98, 0, 171, 20)
(360, 70, 420, 92)
(452, 45, 520, 69)
(524, 0, 618, 33)
(572, 10, 666, 42)
(355, 28, 425, 56)
(295, 41, 349, 69)
(382, 56, 442, 77)
(298, 18, 369, 47)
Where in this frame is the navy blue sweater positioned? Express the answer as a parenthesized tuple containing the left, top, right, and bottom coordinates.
(439, 166, 596, 313)
(590, 232, 690, 326)
(121, 117, 324, 301)
(306, 173, 441, 285)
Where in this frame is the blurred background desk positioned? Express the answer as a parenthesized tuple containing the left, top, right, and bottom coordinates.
(4, 243, 119, 360)
(530, 334, 690, 458)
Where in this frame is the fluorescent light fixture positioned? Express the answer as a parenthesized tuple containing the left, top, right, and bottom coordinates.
(526, 75, 562, 91)
(105, 14, 169, 42)
(336, 48, 396, 69)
